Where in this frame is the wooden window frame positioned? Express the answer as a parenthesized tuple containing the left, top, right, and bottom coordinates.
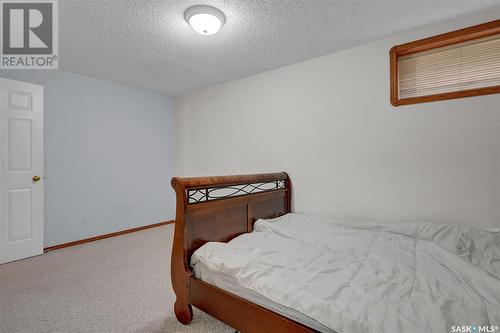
(390, 19, 500, 106)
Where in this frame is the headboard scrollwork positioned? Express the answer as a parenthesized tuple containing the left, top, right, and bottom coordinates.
(187, 179, 286, 204)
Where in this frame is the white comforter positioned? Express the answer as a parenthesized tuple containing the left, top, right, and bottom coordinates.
(191, 213, 500, 333)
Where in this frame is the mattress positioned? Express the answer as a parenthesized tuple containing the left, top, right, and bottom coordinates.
(193, 259, 336, 333)
(191, 213, 500, 333)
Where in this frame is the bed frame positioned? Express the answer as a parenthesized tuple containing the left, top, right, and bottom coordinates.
(170, 172, 318, 332)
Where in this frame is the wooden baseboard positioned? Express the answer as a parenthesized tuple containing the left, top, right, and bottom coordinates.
(43, 220, 174, 252)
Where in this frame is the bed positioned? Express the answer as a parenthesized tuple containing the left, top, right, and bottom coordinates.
(170, 172, 500, 333)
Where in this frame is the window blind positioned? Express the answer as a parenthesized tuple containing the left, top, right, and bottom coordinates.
(398, 34, 500, 99)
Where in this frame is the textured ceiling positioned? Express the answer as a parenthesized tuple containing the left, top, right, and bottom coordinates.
(60, 0, 500, 96)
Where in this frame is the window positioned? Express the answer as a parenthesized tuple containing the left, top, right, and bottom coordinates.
(390, 20, 500, 106)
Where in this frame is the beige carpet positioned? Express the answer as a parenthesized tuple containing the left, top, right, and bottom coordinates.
(0, 225, 234, 333)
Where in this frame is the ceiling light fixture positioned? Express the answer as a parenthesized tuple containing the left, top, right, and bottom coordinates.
(184, 5, 226, 36)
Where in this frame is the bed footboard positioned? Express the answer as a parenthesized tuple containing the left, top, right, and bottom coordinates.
(170, 172, 291, 326)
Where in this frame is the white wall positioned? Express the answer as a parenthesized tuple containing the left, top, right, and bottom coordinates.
(0, 70, 175, 247)
(174, 9, 500, 229)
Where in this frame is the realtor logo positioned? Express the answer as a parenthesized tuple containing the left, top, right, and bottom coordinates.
(1, 0, 58, 68)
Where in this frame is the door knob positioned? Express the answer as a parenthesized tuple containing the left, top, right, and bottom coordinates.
(32, 175, 41, 182)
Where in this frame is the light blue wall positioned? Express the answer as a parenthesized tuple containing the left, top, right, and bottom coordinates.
(0, 70, 175, 247)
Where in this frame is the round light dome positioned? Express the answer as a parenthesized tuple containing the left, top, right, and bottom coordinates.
(184, 5, 226, 35)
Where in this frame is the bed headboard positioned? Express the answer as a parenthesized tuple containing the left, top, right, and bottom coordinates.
(170, 172, 291, 323)
(171, 172, 291, 264)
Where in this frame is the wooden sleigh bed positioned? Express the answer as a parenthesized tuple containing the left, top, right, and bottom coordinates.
(170, 173, 500, 333)
(170, 172, 319, 332)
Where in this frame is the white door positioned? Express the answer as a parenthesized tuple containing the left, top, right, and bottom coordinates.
(0, 78, 43, 264)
